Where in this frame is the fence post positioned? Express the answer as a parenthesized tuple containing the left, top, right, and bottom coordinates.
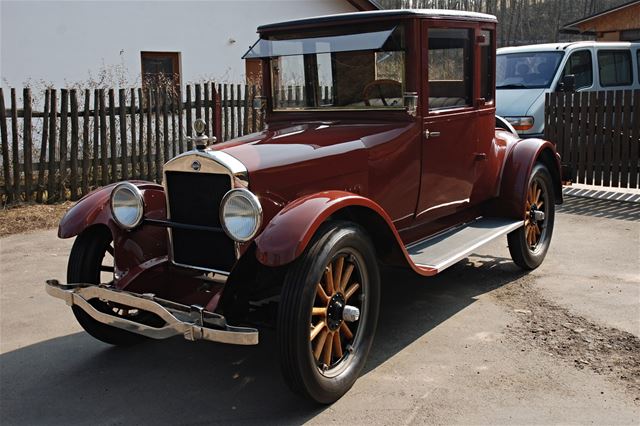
(108, 89, 118, 182)
(630, 91, 640, 189)
(82, 89, 90, 196)
(185, 85, 193, 150)
(154, 88, 162, 182)
(0, 88, 11, 203)
(69, 89, 79, 200)
(119, 89, 129, 180)
(23, 88, 33, 201)
(47, 89, 57, 203)
(11, 89, 20, 201)
(92, 89, 99, 188)
(213, 84, 222, 142)
(137, 88, 145, 179)
(163, 87, 170, 163)
(145, 88, 153, 181)
(130, 88, 137, 179)
(59, 88, 69, 201)
(99, 89, 108, 186)
(36, 90, 50, 203)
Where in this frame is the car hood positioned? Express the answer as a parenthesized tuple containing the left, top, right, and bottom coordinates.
(210, 120, 414, 201)
(496, 88, 546, 117)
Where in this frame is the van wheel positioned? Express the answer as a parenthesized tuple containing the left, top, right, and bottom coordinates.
(277, 222, 380, 404)
(508, 163, 555, 270)
(68, 227, 148, 346)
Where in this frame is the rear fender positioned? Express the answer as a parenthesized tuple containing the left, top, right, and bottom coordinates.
(254, 191, 435, 275)
(58, 181, 168, 273)
(493, 138, 562, 219)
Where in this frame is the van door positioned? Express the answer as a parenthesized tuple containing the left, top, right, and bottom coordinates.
(558, 49, 595, 91)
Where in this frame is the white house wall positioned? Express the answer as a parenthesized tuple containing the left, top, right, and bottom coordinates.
(1, 0, 357, 89)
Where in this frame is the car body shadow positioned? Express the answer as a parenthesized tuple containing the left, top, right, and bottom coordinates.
(0, 256, 523, 425)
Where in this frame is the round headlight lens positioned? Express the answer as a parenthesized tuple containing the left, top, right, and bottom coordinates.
(111, 182, 144, 230)
(220, 189, 262, 242)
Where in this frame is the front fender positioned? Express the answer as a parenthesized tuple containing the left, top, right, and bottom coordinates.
(254, 191, 394, 267)
(254, 191, 437, 276)
(58, 181, 166, 238)
(494, 138, 562, 219)
(58, 180, 169, 275)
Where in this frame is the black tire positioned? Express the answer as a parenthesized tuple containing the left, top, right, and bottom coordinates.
(67, 227, 147, 346)
(277, 221, 380, 404)
(508, 163, 555, 270)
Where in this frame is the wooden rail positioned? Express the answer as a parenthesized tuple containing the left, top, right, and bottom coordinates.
(544, 90, 640, 189)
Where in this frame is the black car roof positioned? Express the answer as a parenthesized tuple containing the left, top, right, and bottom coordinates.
(258, 9, 497, 32)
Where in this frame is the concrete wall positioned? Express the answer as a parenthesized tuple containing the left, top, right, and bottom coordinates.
(1, 0, 357, 89)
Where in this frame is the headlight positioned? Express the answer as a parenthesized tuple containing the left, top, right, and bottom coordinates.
(505, 116, 534, 131)
(220, 189, 262, 242)
(110, 182, 144, 230)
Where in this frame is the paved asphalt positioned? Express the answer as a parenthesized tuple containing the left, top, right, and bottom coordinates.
(1, 196, 638, 425)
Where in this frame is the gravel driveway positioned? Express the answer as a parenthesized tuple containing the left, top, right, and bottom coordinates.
(1, 196, 638, 425)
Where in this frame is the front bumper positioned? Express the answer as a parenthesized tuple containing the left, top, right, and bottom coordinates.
(45, 280, 258, 345)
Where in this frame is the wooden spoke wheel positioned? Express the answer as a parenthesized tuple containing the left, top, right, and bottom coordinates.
(508, 163, 555, 270)
(67, 227, 150, 345)
(278, 222, 380, 404)
(310, 253, 364, 374)
(524, 179, 545, 249)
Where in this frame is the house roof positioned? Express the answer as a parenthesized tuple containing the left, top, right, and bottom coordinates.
(258, 9, 497, 32)
(561, 0, 639, 34)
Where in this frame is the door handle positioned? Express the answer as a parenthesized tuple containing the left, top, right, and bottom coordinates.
(424, 129, 441, 139)
(474, 152, 487, 161)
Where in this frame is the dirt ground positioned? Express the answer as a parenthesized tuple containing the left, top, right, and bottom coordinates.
(0, 195, 638, 425)
(0, 202, 73, 237)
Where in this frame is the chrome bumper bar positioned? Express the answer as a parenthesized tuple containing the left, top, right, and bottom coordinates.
(45, 279, 258, 345)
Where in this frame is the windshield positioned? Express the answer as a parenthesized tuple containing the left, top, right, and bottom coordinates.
(255, 26, 405, 111)
(496, 51, 564, 89)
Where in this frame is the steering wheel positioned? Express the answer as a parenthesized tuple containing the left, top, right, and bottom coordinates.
(362, 79, 402, 107)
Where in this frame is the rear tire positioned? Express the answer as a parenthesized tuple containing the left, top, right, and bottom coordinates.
(68, 227, 147, 346)
(508, 163, 555, 270)
(277, 221, 380, 404)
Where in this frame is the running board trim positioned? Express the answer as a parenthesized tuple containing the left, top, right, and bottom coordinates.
(407, 218, 523, 274)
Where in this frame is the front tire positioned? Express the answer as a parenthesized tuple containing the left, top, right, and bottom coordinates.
(68, 227, 147, 346)
(277, 222, 380, 404)
(508, 163, 555, 269)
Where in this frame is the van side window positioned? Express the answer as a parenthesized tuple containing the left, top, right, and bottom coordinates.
(561, 50, 592, 89)
(598, 50, 632, 87)
(428, 28, 473, 110)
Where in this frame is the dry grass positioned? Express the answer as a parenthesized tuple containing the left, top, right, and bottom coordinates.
(0, 202, 74, 238)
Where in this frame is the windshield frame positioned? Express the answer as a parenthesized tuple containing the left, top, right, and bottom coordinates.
(496, 50, 565, 90)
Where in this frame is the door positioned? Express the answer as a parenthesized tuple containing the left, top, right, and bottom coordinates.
(417, 24, 478, 221)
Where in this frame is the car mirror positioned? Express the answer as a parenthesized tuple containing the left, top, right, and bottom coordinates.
(559, 74, 576, 92)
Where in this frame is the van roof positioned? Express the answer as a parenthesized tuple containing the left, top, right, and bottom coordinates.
(498, 41, 640, 54)
(258, 9, 497, 32)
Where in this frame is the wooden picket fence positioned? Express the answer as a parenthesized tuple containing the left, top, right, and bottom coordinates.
(0, 83, 267, 204)
(544, 90, 640, 189)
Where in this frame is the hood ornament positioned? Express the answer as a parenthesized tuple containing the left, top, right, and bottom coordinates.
(188, 119, 217, 150)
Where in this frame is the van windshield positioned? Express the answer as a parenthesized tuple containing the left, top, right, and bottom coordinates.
(497, 51, 564, 89)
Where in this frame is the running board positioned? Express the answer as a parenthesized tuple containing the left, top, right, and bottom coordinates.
(407, 218, 523, 274)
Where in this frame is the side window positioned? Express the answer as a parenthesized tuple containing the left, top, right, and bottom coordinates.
(637, 50, 640, 84)
(598, 50, 632, 87)
(479, 29, 494, 102)
(562, 50, 593, 89)
(428, 28, 473, 110)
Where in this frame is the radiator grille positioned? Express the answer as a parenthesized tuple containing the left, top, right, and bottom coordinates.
(165, 171, 236, 272)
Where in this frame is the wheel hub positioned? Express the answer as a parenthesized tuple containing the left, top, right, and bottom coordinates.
(326, 294, 345, 331)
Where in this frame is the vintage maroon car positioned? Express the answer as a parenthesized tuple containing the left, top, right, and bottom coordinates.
(46, 9, 562, 403)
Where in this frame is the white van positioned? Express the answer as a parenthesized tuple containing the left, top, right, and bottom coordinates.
(496, 41, 640, 138)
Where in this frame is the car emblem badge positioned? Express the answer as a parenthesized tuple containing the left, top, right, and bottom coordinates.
(191, 160, 201, 171)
